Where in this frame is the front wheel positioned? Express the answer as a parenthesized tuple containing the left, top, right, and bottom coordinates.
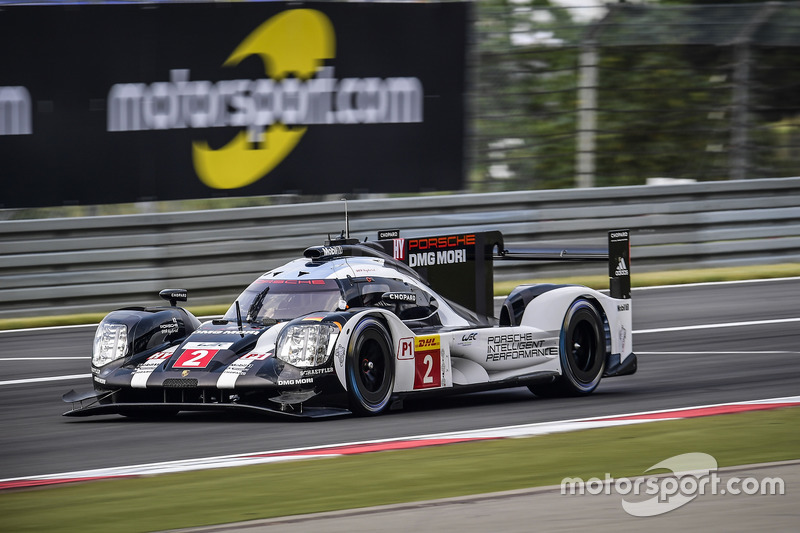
(346, 318, 394, 415)
(530, 298, 605, 397)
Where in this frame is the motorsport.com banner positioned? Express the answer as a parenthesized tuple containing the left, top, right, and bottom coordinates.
(0, 2, 468, 208)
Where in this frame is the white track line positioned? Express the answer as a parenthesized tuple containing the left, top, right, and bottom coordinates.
(0, 374, 90, 386)
(634, 317, 800, 334)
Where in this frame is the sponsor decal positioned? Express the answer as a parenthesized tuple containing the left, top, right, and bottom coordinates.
(397, 337, 414, 360)
(107, 9, 424, 190)
(378, 229, 400, 240)
(278, 378, 314, 386)
(242, 352, 271, 360)
(0, 86, 32, 135)
(414, 335, 441, 389)
(407, 234, 475, 251)
(393, 238, 406, 261)
(318, 246, 343, 257)
(131, 346, 178, 388)
(408, 249, 467, 268)
(485, 333, 558, 362)
(217, 351, 271, 388)
(610, 230, 629, 242)
(384, 292, 416, 303)
(456, 332, 478, 347)
(94, 376, 106, 385)
(181, 369, 191, 377)
(173, 341, 233, 369)
(619, 324, 627, 354)
(617, 303, 630, 312)
(335, 343, 346, 365)
(159, 317, 180, 335)
(615, 257, 629, 277)
(301, 367, 334, 377)
(404, 234, 474, 268)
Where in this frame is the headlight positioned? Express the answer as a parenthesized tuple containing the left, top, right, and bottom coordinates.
(276, 323, 339, 368)
(92, 322, 128, 367)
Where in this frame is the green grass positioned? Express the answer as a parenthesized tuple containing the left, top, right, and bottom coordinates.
(2, 407, 799, 533)
(2, 264, 798, 331)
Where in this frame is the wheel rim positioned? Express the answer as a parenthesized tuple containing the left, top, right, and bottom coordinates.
(358, 338, 387, 395)
(571, 320, 597, 374)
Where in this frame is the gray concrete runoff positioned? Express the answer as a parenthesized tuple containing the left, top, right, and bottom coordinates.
(168, 460, 800, 533)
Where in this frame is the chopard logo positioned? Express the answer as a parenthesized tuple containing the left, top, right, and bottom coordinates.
(107, 9, 424, 190)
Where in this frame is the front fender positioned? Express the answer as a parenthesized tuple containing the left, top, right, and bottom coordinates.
(333, 309, 414, 392)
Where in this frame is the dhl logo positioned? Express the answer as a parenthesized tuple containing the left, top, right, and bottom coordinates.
(415, 335, 440, 350)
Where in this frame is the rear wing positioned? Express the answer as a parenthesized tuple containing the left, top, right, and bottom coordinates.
(498, 229, 631, 300)
(370, 229, 631, 317)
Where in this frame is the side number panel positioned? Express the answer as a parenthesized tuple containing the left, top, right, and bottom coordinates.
(414, 335, 441, 389)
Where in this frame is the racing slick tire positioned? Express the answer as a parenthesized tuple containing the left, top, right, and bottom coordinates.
(346, 317, 394, 416)
(530, 298, 605, 397)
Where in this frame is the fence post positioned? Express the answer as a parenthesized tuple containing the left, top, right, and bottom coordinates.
(576, 39, 598, 189)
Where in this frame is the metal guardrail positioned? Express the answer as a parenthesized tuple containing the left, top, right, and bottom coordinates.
(2, 177, 800, 318)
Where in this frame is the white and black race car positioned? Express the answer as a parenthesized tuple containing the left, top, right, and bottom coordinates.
(63, 230, 636, 418)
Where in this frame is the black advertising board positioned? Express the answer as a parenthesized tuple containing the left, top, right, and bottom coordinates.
(0, 2, 468, 208)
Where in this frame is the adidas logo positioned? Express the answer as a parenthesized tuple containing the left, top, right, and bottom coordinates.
(615, 257, 629, 277)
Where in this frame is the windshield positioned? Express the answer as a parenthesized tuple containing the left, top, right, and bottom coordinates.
(224, 279, 343, 322)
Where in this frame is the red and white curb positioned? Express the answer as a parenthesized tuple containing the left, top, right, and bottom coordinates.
(2, 395, 799, 491)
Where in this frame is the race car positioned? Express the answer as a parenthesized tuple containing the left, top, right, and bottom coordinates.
(63, 229, 636, 418)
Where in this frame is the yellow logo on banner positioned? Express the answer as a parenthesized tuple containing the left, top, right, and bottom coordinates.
(192, 9, 335, 189)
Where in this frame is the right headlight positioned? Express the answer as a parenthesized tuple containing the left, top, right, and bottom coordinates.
(92, 322, 128, 367)
(276, 323, 340, 368)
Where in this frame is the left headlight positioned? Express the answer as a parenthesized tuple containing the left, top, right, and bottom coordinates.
(276, 323, 340, 368)
(92, 322, 128, 367)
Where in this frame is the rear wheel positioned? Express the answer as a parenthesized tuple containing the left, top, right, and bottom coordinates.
(530, 298, 605, 397)
(346, 318, 394, 415)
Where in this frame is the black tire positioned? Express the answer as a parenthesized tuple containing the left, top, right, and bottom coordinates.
(346, 317, 394, 415)
(530, 298, 605, 397)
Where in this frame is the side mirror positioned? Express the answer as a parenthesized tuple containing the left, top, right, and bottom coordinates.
(159, 289, 188, 307)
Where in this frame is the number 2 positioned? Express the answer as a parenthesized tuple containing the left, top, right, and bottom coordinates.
(414, 350, 440, 389)
(182, 350, 208, 367)
(422, 354, 434, 384)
